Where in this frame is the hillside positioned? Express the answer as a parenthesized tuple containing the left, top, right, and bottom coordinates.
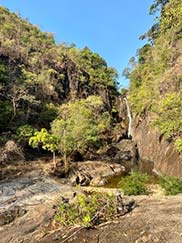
(125, 0, 182, 152)
(0, 6, 119, 144)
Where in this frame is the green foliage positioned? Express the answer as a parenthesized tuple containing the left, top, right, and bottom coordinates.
(55, 192, 116, 227)
(0, 60, 9, 83)
(175, 138, 182, 152)
(65, 46, 118, 88)
(159, 175, 182, 195)
(0, 100, 12, 131)
(124, 0, 182, 151)
(118, 172, 149, 195)
(120, 88, 128, 97)
(0, 6, 118, 137)
(29, 128, 58, 153)
(16, 124, 37, 142)
(150, 0, 169, 15)
(38, 103, 58, 127)
(153, 93, 182, 147)
(51, 96, 111, 155)
(160, 0, 182, 33)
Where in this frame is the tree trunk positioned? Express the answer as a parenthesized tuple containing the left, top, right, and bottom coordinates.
(63, 128, 69, 174)
(10, 97, 17, 122)
(64, 151, 69, 174)
(52, 151, 56, 167)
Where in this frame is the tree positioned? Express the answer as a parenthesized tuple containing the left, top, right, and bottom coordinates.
(51, 96, 111, 173)
(150, 0, 169, 15)
(29, 128, 58, 166)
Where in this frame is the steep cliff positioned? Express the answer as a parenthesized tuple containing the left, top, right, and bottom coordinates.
(126, 0, 182, 177)
(131, 114, 182, 177)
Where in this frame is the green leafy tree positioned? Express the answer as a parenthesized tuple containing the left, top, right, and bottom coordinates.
(51, 96, 111, 173)
(29, 128, 58, 165)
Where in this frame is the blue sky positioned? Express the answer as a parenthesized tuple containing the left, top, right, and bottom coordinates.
(0, 0, 154, 87)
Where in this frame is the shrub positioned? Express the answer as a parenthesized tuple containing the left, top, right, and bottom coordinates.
(16, 124, 37, 142)
(55, 192, 116, 227)
(175, 138, 182, 152)
(118, 172, 149, 195)
(159, 175, 182, 195)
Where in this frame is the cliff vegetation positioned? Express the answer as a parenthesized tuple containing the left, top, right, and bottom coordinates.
(123, 0, 182, 151)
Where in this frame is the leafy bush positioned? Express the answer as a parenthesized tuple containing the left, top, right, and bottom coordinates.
(175, 138, 182, 152)
(159, 175, 182, 195)
(55, 192, 116, 227)
(118, 172, 149, 195)
(16, 124, 37, 142)
(154, 93, 182, 139)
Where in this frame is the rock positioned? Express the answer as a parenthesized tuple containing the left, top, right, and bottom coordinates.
(0, 140, 25, 165)
(70, 150, 83, 162)
(91, 177, 108, 186)
(42, 195, 182, 243)
(97, 140, 138, 170)
(132, 114, 182, 177)
(69, 161, 127, 186)
(0, 206, 27, 226)
(70, 172, 92, 186)
(50, 161, 65, 177)
(104, 146, 120, 157)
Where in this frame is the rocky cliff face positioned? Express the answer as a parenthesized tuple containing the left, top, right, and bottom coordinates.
(131, 114, 182, 177)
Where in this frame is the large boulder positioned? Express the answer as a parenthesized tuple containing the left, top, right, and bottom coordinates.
(0, 140, 25, 165)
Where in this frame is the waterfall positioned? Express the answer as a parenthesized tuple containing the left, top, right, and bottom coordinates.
(123, 98, 132, 139)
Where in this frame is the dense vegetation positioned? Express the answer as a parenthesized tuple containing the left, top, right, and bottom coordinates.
(55, 192, 116, 227)
(159, 175, 182, 195)
(117, 171, 182, 196)
(118, 172, 149, 196)
(29, 96, 111, 171)
(0, 6, 119, 153)
(124, 0, 182, 151)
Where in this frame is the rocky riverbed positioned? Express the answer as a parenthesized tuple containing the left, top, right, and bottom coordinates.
(0, 159, 182, 243)
(0, 169, 78, 243)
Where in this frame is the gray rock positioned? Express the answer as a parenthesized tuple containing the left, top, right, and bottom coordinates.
(0, 140, 24, 165)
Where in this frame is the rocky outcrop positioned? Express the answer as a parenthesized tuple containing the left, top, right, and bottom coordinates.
(131, 114, 182, 177)
(98, 139, 138, 170)
(0, 171, 78, 243)
(69, 161, 127, 186)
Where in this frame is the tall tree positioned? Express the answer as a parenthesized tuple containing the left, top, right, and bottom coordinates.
(51, 96, 111, 173)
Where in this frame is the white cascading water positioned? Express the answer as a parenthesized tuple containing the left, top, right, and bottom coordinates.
(123, 97, 132, 138)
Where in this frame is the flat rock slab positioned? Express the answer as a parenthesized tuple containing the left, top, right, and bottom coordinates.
(0, 174, 77, 243)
